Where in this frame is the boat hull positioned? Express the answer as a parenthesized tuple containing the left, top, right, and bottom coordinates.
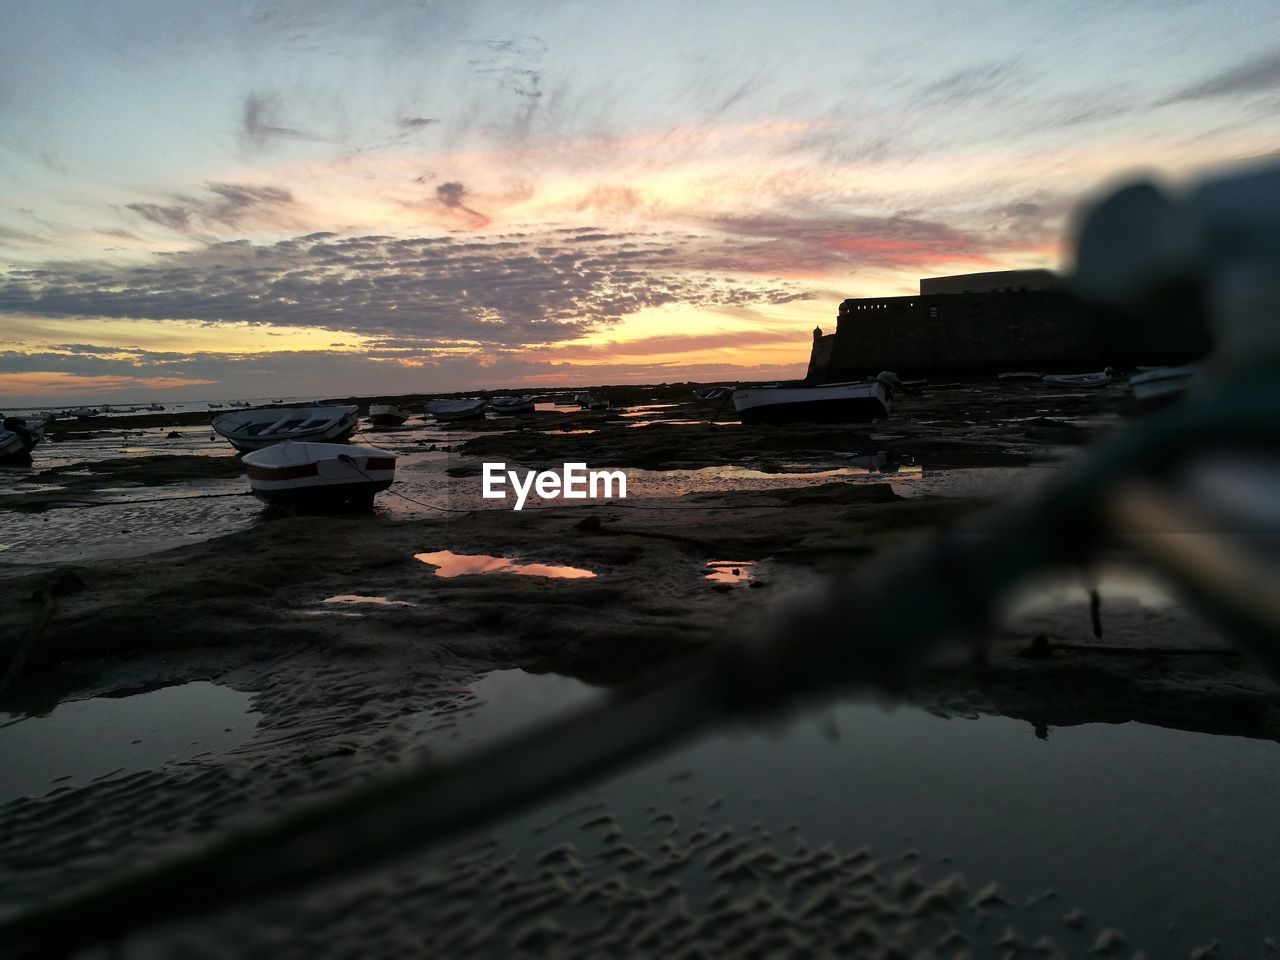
(368, 404, 410, 426)
(213, 405, 360, 452)
(243, 442, 395, 511)
(0, 419, 44, 462)
(489, 398, 535, 415)
(426, 400, 486, 422)
(732, 383, 890, 424)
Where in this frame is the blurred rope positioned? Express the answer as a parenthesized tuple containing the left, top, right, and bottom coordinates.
(2, 369, 1278, 958)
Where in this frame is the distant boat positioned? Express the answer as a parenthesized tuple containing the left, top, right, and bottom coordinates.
(212, 404, 360, 452)
(242, 441, 395, 510)
(732, 381, 891, 424)
(489, 396, 536, 415)
(69, 407, 99, 419)
(368, 403, 411, 425)
(1042, 370, 1113, 389)
(693, 386, 736, 401)
(208, 402, 224, 409)
(426, 398, 486, 422)
(143, 402, 164, 411)
(1129, 365, 1197, 406)
(0, 416, 45, 462)
(576, 394, 608, 410)
(997, 371, 1044, 382)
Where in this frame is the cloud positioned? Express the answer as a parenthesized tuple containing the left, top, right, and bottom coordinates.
(398, 116, 440, 129)
(697, 212, 1000, 274)
(1164, 47, 1280, 103)
(240, 91, 325, 150)
(125, 182, 296, 236)
(0, 229, 808, 347)
(434, 180, 491, 228)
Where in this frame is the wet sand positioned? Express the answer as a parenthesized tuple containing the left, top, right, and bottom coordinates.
(1, 380, 1277, 956)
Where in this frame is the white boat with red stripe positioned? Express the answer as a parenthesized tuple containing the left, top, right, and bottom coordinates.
(242, 441, 396, 510)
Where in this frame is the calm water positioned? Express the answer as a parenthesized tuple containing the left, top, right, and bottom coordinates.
(0, 681, 259, 802)
(417, 668, 1280, 956)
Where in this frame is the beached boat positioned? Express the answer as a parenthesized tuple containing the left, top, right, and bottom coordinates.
(1042, 370, 1113, 389)
(70, 407, 99, 419)
(576, 394, 609, 410)
(143, 402, 164, 411)
(997, 371, 1044, 382)
(368, 403, 411, 425)
(693, 386, 736, 401)
(242, 441, 395, 510)
(732, 381, 891, 424)
(0, 417, 45, 462)
(212, 404, 360, 452)
(426, 398, 486, 422)
(1129, 365, 1197, 406)
(489, 396, 536, 415)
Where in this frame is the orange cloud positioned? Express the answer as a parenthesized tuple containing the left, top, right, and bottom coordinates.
(0, 372, 218, 398)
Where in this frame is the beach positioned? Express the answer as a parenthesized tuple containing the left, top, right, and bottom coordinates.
(2, 381, 1277, 957)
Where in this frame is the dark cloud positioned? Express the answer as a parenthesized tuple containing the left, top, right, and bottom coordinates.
(0, 229, 807, 346)
(434, 181, 491, 228)
(125, 182, 295, 235)
(1164, 47, 1280, 103)
(241, 92, 324, 150)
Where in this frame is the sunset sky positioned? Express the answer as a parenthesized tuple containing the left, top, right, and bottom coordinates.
(2, 0, 1278, 404)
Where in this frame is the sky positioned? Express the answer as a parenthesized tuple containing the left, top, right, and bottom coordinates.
(2, 0, 1278, 405)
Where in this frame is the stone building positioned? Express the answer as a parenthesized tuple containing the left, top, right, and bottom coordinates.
(806, 269, 1208, 382)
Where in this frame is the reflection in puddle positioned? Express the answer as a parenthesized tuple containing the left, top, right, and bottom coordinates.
(541, 429, 598, 436)
(1004, 564, 1180, 619)
(423, 668, 1280, 955)
(704, 560, 755, 584)
(0, 681, 258, 803)
(322, 594, 412, 606)
(415, 550, 597, 579)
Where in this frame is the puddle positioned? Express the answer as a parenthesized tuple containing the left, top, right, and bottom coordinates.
(541, 429, 599, 436)
(0, 681, 258, 803)
(419, 668, 1280, 955)
(704, 560, 755, 584)
(533, 403, 582, 414)
(322, 594, 413, 606)
(415, 550, 597, 579)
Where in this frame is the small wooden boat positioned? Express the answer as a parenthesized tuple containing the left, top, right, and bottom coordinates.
(0, 417, 45, 462)
(1129, 365, 1197, 407)
(368, 403, 411, 425)
(732, 381, 891, 424)
(693, 386, 736, 401)
(426, 398, 486, 422)
(242, 441, 395, 510)
(1042, 371, 1113, 389)
(212, 404, 359, 452)
(489, 396, 536, 415)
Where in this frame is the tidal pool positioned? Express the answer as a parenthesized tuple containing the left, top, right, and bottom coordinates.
(415, 550, 597, 579)
(415, 668, 1280, 956)
(0, 681, 259, 803)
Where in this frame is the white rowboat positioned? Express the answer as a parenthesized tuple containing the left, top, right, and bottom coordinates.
(732, 381, 891, 424)
(212, 405, 359, 452)
(368, 403, 411, 425)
